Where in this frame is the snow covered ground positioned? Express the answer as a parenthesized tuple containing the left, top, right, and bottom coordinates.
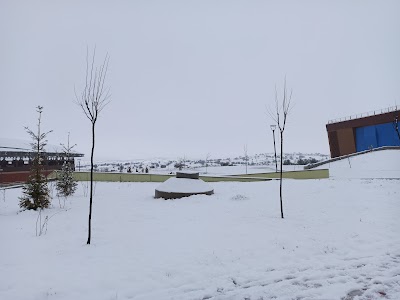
(1, 177, 399, 299)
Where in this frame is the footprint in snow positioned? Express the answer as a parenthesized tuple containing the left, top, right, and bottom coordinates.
(231, 194, 249, 201)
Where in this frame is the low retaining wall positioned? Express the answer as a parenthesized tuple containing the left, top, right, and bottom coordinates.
(71, 172, 174, 182)
(232, 169, 329, 179)
(51, 170, 328, 183)
(67, 172, 271, 183)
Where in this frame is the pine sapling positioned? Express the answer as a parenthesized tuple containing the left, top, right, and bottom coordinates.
(19, 106, 52, 210)
(56, 133, 78, 202)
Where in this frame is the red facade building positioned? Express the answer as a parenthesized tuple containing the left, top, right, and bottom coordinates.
(0, 139, 84, 185)
(326, 107, 400, 158)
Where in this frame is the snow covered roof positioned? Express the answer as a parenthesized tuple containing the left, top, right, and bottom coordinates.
(0, 138, 84, 158)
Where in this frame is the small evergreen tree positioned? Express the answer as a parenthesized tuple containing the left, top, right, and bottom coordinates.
(19, 106, 52, 210)
(56, 133, 78, 198)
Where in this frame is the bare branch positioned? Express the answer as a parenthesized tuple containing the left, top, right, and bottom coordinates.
(267, 105, 279, 125)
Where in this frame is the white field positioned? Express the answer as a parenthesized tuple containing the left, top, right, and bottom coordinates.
(1, 149, 399, 299)
(90, 164, 303, 176)
(1, 176, 399, 300)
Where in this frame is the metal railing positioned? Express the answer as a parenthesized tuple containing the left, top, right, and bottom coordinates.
(327, 105, 399, 124)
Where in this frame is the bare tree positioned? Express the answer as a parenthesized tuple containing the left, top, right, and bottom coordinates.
(75, 47, 110, 244)
(268, 78, 293, 219)
(205, 152, 211, 173)
(243, 144, 249, 174)
(176, 155, 187, 170)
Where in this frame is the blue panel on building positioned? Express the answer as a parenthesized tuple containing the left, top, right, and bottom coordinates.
(355, 122, 400, 152)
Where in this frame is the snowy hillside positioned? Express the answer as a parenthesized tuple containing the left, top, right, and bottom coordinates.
(78, 152, 329, 175)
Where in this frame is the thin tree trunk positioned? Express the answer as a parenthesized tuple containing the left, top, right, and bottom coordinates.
(87, 122, 95, 244)
(273, 130, 277, 172)
(36, 113, 41, 207)
(280, 131, 284, 219)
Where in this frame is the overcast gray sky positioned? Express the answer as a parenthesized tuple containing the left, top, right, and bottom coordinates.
(1, 0, 399, 160)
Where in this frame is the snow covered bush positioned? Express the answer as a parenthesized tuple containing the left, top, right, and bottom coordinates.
(56, 161, 77, 198)
(56, 134, 77, 200)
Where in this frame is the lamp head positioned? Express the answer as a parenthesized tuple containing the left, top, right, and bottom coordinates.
(270, 124, 276, 131)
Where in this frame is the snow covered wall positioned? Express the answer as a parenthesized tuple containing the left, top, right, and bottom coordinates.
(315, 149, 400, 179)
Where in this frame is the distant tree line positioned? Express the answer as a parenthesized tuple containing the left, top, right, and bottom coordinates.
(283, 158, 319, 165)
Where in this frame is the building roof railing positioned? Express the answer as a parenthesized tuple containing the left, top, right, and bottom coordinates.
(327, 105, 399, 124)
(0, 138, 84, 158)
(0, 148, 84, 159)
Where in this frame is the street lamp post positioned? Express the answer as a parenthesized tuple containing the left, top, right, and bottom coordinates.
(270, 125, 278, 172)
